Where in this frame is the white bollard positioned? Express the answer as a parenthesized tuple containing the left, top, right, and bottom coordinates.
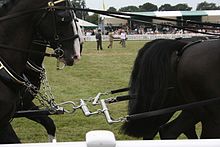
(86, 130, 116, 147)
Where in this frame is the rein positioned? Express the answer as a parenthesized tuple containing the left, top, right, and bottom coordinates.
(52, 6, 220, 36)
(100, 12, 220, 36)
(71, 7, 220, 28)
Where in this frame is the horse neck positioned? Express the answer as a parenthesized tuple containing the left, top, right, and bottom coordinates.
(28, 43, 46, 67)
(23, 44, 46, 89)
(0, 18, 33, 74)
(0, 0, 48, 73)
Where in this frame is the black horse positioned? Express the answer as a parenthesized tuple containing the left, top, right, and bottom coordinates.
(121, 39, 194, 139)
(122, 37, 220, 139)
(0, 0, 80, 143)
(16, 17, 83, 142)
(14, 8, 84, 142)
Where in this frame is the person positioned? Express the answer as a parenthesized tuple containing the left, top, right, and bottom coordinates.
(107, 30, 114, 48)
(120, 29, 127, 48)
(95, 29, 103, 51)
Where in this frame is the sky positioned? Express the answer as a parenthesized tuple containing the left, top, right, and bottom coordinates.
(84, 0, 220, 10)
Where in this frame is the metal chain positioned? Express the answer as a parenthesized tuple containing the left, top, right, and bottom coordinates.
(31, 66, 81, 113)
(24, 65, 61, 113)
(24, 68, 128, 123)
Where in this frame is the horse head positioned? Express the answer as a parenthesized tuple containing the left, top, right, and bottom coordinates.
(33, 0, 81, 66)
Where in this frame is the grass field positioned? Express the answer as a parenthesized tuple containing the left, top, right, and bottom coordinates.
(12, 40, 201, 143)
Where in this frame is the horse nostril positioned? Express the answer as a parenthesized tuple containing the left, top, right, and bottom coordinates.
(74, 54, 81, 60)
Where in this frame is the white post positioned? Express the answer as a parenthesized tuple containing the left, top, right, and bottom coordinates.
(86, 130, 116, 147)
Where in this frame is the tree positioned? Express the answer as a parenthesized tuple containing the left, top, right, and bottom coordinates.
(196, 1, 218, 10)
(118, 6, 139, 12)
(85, 13, 99, 25)
(71, 0, 88, 19)
(139, 2, 158, 11)
(159, 4, 173, 11)
(172, 3, 192, 11)
(107, 7, 117, 12)
(80, 0, 87, 19)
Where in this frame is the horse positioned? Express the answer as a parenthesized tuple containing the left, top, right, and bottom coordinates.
(16, 2, 84, 141)
(121, 39, 196, 139)
(121, 36, 220, 139)
(15, 16, 84, 142)
(0, 0, 80, 143)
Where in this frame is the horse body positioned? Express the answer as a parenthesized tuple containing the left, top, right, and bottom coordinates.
(0, 0, 80, 143)
(160, 39, 220, 139)
(177, 39, 220, 138)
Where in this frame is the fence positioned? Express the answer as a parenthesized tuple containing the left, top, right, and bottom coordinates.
(84, 33, 208, 42)
(1, 130, 220, 147)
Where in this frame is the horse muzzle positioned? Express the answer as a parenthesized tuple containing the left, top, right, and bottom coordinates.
(59, 54, 80, 67)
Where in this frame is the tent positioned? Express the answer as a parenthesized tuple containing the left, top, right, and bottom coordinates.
(77, 18, 97, 27)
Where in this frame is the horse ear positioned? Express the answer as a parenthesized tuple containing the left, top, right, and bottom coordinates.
(0, 1, 8, 8)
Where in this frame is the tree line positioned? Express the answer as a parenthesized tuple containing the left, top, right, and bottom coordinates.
(71, 0, 220, 25)
(108, 1, 220, 12)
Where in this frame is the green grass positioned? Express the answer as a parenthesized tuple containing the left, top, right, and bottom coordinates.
(12, 41, 201, 143)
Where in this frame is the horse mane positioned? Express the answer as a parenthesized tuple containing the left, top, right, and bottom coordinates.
(128, 39, 164, 112)
(129, 39, 186, 113)
(121, 39, 188, 137)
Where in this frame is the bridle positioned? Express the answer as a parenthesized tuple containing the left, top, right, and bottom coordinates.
(33, 0, 81, 70)
(0, 0, 79, 58)
(34, 0, 80, 59)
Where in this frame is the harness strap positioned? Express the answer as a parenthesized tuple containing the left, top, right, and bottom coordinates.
(126, 96, 220, 121)
(0, 44, 58, 57)
(26, 61, 44, 73)
(177, 40, 204, 57)
(109, 87, 129, 94)
(58, 34, 79, 42)
(0, 57, 39, 97)
(13, 109, 65, 118)
(0, 61, 25, 86)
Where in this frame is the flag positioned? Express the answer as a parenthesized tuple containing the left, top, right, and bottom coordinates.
(102, 0, 106, 10)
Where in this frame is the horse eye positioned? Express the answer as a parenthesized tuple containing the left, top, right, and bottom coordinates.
(57, 11, 72, 23)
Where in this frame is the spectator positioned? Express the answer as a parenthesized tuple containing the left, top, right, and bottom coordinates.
(120, 29, 127, 48)
(108, 30, 114, 48)
(95, 29, 103, 51)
